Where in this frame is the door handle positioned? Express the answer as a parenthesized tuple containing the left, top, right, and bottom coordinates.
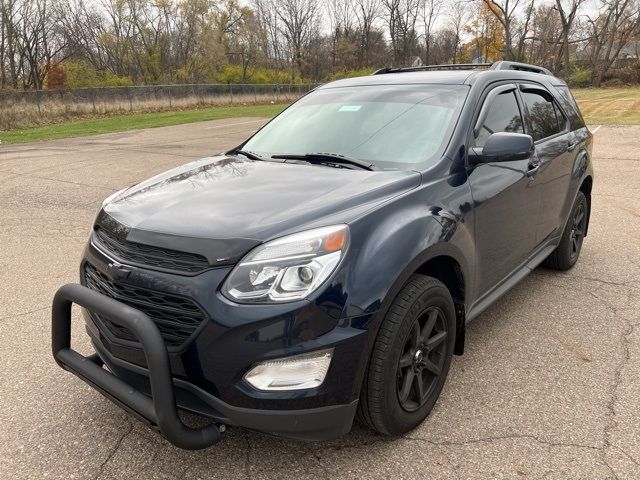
(526, 162, 540, 177)
(567, 141, 579, 152)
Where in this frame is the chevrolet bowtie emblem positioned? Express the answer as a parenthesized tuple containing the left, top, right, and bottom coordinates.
(106, 261, 132, 280)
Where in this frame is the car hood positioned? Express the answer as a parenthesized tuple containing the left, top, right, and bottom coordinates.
(99, 156, 421, 264)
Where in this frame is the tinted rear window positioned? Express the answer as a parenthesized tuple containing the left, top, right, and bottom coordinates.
(522, 90, 564, 141)
(554, 85, 586, 129)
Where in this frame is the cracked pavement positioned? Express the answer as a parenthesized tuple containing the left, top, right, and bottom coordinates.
(0, 121, 638, 479)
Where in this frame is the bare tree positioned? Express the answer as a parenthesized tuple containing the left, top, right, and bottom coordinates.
(383, 0, 421, 65)
(587, 0, 640, 86)
(3, 0, 67, 89)
(328, 0, 356, 69)
(253, 0, 284, 69)
(554, 0, 587, 75)
(449, 1, 471, 63)
(513, 0, 535, 61)
(354, 0, 380, 67)
(524, 3, 563, 67)
(420, 0, 443, 64)
(221, 4, 264, 80)
(274, 0, 319, 79)
(0, 0, 14, 87)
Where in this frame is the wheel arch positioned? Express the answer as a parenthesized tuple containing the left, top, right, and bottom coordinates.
(369, 245, 470, 357)
(414, 254, 467, 355)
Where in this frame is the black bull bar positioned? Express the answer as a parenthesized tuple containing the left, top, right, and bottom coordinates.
(52, 283, 222, 450)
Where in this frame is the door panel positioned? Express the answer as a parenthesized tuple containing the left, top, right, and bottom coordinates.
(533, 135, 572, 240)
(520, 87, 573, 240)
(468, 87, 541, 295)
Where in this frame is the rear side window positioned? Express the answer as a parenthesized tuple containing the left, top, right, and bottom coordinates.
(554, 85, 586, 129)
(521, 90, 566, 141)
(476, 90, 524, 147)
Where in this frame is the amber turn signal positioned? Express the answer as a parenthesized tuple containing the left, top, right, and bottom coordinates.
(323, 229, 347, 252)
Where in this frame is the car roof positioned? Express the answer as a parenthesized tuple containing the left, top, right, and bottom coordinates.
(318, 68, 566, 90)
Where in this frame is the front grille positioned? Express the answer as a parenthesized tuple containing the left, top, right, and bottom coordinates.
(83, 262, 207, 348)
(93, 226, 210, 274)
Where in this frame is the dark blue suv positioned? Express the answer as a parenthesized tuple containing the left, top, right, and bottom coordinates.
(52, 61, 593, 449)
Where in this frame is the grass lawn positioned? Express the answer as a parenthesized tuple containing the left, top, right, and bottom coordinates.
(572, 87, 640, 125)
(0, 103, 287, 145)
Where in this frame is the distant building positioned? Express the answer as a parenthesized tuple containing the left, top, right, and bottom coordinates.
(618, 41, 639, 60)
(575, 40, 639, 68)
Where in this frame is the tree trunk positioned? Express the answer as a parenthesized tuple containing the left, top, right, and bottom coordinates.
(563, 30, 570, 77)
(0, 5, 5, 89)
(592, 67, 603, 87)
(504, 20, 512, 60)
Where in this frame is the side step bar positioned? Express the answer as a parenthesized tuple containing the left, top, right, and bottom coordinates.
(52, 283, 222, 450)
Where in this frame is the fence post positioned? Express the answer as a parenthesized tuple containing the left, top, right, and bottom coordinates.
(128, 87, 133, 111)
(229, 84, 233, 104)
(275, 84, 279, 103)
(168, 86, 172, 109)
(92, 89, 96, 114)
(36, 89, 41, 115)
(60, 90, 67, 114)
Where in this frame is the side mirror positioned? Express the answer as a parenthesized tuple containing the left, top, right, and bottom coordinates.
(470, 132, 534, 164)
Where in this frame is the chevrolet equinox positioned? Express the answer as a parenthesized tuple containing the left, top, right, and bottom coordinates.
(52, 61, 593, 449)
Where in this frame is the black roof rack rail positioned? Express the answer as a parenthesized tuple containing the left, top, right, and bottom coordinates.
(372, 61, 554, 76)
(372, 63, 491, 75)
(489, 61, 553, 76)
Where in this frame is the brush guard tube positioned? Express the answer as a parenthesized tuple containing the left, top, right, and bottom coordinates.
(52, 283, 222, 450)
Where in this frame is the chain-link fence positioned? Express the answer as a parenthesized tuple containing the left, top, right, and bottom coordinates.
(0, 83, 319, 130)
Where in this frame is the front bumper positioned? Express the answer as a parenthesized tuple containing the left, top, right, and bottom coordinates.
(52, 284, 359, 449)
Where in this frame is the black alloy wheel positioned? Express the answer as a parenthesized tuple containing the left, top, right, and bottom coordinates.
(396, 307, 448, 412)
(543, 190, 589, 271)
(569, 202, 586, 260)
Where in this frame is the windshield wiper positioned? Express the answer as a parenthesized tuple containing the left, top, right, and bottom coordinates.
(228, 148, 268, 161)
(271, 153, 376, 171)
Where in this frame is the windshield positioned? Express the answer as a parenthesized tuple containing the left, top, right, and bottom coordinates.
(242, 84, 468, 170)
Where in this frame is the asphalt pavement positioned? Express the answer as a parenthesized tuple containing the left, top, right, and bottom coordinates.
(0, 120, 638, 479)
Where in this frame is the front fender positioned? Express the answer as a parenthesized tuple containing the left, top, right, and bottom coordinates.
(330, 201, 473, 399)
(342, 205, 473, 328)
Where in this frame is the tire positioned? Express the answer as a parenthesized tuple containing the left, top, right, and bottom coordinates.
(356, 275, 456, 436)
(543, 191, 588, 271)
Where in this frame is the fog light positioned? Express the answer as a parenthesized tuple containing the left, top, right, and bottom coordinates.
(244, 349, 334, 391)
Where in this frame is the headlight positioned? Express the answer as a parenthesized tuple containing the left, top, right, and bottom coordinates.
(221, 225, 349, 303)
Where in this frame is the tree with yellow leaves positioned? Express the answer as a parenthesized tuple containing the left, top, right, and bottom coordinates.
(464, 1, 505, 62)
(480, 0, 527, 60)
